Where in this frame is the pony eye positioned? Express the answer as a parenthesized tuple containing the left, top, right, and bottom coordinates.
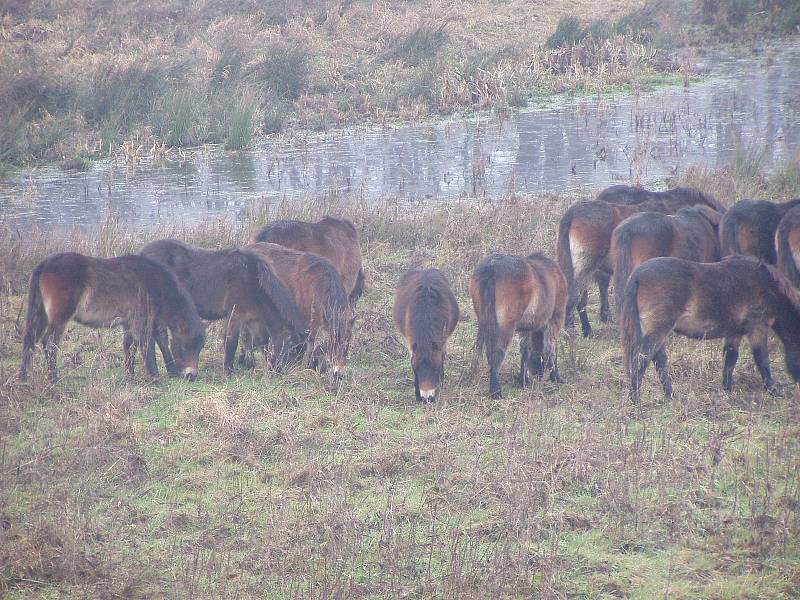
(431, 341, 440, 351)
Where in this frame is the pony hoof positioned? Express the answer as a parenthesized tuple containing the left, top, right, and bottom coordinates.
(766, 385, 782, 397)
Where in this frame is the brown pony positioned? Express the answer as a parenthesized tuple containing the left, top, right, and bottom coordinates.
(17, 253, 206, 382)
(246, 242, 355, 377)
(470, 253, 567, 398)
(621, 256, 800, 404)
(776, 204, 800, 288)
(610, 205, 722, 318)
(557, 188, 722, 337)
(250, 216, 365, 306)
(140, 240, 306, 375)
(393, 268, 459, 402)
(720, 198, 800, 263)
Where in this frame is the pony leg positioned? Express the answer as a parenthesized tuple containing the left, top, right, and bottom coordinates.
(414, 372, 422, 402)
(748, 330, 777, 394)
(237, 329, 258, 370)
(155, 327, 178, 376)
(487, 325, 514, 399)
(223, 321, 240, 376)
(139, 331, 159, 378)
(577, 290, 593, 338)
(596, 271, 612, 323)
(542, 328, 562, 383)
(518, 332, 532, 387)
(652, 347, 672, 399)
(42, 322, 66, 382)
(526, 330, 546, 380)
(123, 330, 137, 376)
(722, 336, 742, 392)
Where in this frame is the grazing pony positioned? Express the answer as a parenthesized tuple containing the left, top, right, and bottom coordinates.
(557, 189, 722, 337)
(720, 198, 800, 263)
(610, 205, 722, 318)
(250, 216, 365, 306)
(246, 242, 355, 377)
(470, 253, 567, 398)
(621, 256, 800, 404)
(776, 204, 800, 288)
(140, 240, 306, 375)
(393, 268, 460, 402)
(17, 253, 206, 382)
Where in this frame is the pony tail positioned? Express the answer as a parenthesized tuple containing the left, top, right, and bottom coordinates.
(556, 209, 577, 321)
(474, 270, 498, 362)
(619, 273, 643, 386)
(766, 263, 800, 315)
(350, 268, 366, 306)
(18, 265, 48, 380)
(776, 226, 800, 290)
(254, 258, 307, 342)
(611, 227, 635, 321)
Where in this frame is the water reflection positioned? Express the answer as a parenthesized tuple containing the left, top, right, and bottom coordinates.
(1, 42, 798, 231)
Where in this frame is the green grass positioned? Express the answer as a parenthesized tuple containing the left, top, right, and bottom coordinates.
(2, 185, 800, 596)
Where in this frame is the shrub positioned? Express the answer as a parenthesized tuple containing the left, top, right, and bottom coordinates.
(151, 88, 200, 147)
(223, 90, 259, 150)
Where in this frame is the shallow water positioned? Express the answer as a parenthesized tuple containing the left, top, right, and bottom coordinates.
(1, 42, 798, 232)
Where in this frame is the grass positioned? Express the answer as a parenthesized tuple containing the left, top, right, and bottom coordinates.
(2, 160, 800, 596)
(1, 0, 796, 173)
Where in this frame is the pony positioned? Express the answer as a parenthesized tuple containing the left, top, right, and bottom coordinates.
(17, 253, 206, 382)
(469, 253, 567, 398)
(393, 268, 459, 402)
(610, 205, 722, 318)
(557, 189, 723, 337)
(245, 242, 355, 378)
(719, 198, 800, 263)
(140, 240, 306, 375)
(250, 216, 365, 306)
(776, 204, 800, 288)
(620, 255, 800, 404)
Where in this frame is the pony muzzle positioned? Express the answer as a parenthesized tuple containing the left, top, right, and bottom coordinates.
(418, 386, 438, 401)
(183, 366, 198, 381)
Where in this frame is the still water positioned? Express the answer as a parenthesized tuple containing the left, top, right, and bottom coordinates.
(1, 42, 798, 231)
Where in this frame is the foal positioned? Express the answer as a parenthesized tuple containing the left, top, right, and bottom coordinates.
(250, 216, 365, 306)
(470, 253, 567, 398)
(610, 205, 721, 318)
(393, 268, 459, 402)
(621, 256, 800, 404)
(18, 253, 206, 382)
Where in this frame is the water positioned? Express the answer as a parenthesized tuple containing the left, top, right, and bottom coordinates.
(1, 42, 798, 232)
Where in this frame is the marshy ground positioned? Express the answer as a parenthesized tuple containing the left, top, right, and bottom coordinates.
(1, 160, 800, 597)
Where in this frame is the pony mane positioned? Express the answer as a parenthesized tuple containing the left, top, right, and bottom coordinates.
(766, 263, 800, 315)
(410, 283, 446, 359)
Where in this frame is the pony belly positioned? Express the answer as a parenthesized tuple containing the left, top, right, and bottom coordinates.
(73, 289, 127, 329)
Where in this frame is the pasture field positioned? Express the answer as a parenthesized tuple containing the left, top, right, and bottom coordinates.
(2, 0, 798, 173)
(1, 160, 800, 598)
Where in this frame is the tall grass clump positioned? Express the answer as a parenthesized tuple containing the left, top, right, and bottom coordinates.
(546, 16, 587, 48)
(151, 88, 201, 147)
(246, 43, 310, 102)
(223, 90, 259, 150)
(381, 23, 448, 66)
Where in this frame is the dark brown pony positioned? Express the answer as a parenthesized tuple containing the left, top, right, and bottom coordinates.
(470, 253, 567, 398)
(393, 268, 459, 402)
(720, 198, 800, 263)
(250, 216, 365, 306)
(610, 205, 722, 318)
(140, 240, 306, 375)
(246, 242, 355, 377)
(17, 253, 206, 382)
(776, 204, 800, 288)
(557, 188, 722, 337)
(621, 256, 800, 404)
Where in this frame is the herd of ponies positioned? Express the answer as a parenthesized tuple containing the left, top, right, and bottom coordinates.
(15, 185, 800, 404)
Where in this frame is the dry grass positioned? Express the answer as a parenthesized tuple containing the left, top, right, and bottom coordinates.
(2, 162, 800, 596)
